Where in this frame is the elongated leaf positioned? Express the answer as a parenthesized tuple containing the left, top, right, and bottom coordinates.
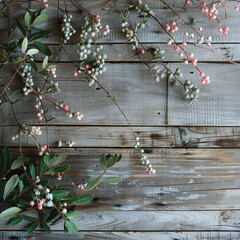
(2, 146, 12, 174)
(12, 57, 23, 64)
(39, 179, 50, 188)
(66, 212, 81, 220)
(27, 48, 39, 56)
(41, 222, 51, 233)
(43, 154, 50, 166)
(45, 165, 70, 174)
(34, 41, 51, 56)
(85, 176, 102, 191)
(64, 220, 78, 234)
(42, 55, 48, 69)
(39, 161, 47, 174)
(0, 101, 9, 110)
(62, 196, 78, 204)
(11, 157, 24, 170)
(24, 11, 31, 27)
(15, 18, 26, 35)
(102, 177, 123, 184)
(27, 222, 39, 234)
(107, 154, 119, 168)
(29, 163, 35, 179)
(0, 207, 21, 220)
(19, 180, 24, 193)
(4, 174, 19, 199)
(72, 195, 94, 204)
(46, 208, 58, 222)
(52, 190, 68, 200)
(49, 153, 67, 167)
(30, 60, 38, 71)
(100, 153, 107, 172)
(33, 14, 48, 25)
(22, 215, 38, 222)
(21, 37, 28, 53)
(10, 215, 23, 226)
(29, 30, 49, 41)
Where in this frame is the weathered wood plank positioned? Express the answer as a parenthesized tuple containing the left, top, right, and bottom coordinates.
(2, 1, 240, 44)
(2, 62, 240, 126)
(2, 231, 240, 240)
(1, 210, 240, 231)
(1, 62, 167, 125)
(2, 126, 240, 148)
(168, 63, 240, 126)
(2, 147, 240, 211)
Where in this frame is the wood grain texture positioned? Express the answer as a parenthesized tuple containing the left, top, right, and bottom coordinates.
(2, 126, 240, 148)
(2, 231, 240, 240)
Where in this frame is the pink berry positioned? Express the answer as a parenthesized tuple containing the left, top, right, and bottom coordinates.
(85, 65, 89, 69)
(184, 60, 188, 64)
(91, 32, 96, 37)
(73, 72, 78, 77)
(147, 170, 151, 175)
(38, 203, 43, 210)
(200, 72, 205, 77)
(39, 152, 43, 156)
(95, 15, 100, 19)
(51, 173, 54, 176)
(30, 201, 35, 207)
(57, 176, 62, 180)
(201, 79, 206, 84)
(38, 116, 43, 121)
(64, 105, 69, 111)
(182, 41, 187, 46)
(173, 45, 179, 51)
(235, 7, 239, 11)
(62, 208, 67, 214)
(179, 53, 184, 57)
(140, 49, 145, 54)
(43, 145, 47, 150)
(41, 198, 46, 203)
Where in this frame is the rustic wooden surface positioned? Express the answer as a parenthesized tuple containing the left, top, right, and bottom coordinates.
(1, 0, 240, 239)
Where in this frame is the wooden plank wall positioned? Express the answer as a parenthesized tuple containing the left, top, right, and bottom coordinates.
(1, 0, 240, 239)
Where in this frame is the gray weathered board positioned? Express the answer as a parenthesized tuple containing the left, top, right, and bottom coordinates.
(1, 0, 240, 239)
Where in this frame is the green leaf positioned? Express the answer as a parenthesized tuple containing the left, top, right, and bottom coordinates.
(11, 157, 24, 170)
(64, 220, 78, 234)
(66, 212, 81, 220)
(19, 180, 24, 193)
(43, 154, 51, 166)
(46, 208, 58, 222)
(41, 222, 51, 233)
(45, 165, 70, 174)
(85, 176, 102, 191)
(15, 18, 26, 35)
(27, 222, 39, 234)
(4, 174, 19, 199)
(39, 161, 47, 174)
(12, 57, 23, 64)
(42, 55, 48, 69)
(0, 207, 21, 220)
(9, 215, 23, 226)
(29, 163, 35, 179)
(107, 154, 121, 168)
(52, 190, 68, 200)
(39, 70, 49, 76)
(30, 60, 38, 71)
(33, 14, 48, 25)
(0, 101, 9, 110)
(102, 177, 123, 184)
(21, 37, 28, 53)
(49, 152, 67, 167)
(29, 30, 49, 41)
(24, 11, 31, 27)
(100, 153, 107, 172)
(22, 215, 38, 222)
(34, 41, 51, 56)
(62, 196, 79, 204)
(27, 48, 39, 56)
(39, 179, 50, 188)
(2, 146, 12, 174)
(72, 195, 94, 204)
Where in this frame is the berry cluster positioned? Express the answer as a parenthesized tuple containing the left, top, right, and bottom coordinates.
(165, 20, 181, 33)
(37, 0, 48, 8)
(184, 80, 200, 103)
(153, 48, 165, 61)
(134, 137, 156, 175)
(20, 63, 33, 96)
(61, 14, 76, 44)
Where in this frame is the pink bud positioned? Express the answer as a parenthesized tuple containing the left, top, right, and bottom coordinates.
(30, 201, 35, 207)
(43, 145, 47, 150)
(41, 198, 46, 203)
(64, 105, 69, 111)
(38, 203, 43, 210)
(39, 152, 43, 157)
